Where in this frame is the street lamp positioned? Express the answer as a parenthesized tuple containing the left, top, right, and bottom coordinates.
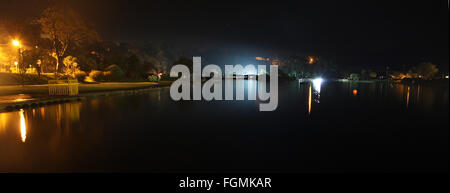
(12, 39, 20, 47)
(12, 39, 22, 74)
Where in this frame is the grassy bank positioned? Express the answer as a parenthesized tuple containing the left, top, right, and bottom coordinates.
(0, 72, 51, 86)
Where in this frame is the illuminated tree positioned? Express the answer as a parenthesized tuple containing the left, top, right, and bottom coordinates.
(36, 3, 98, 78)
(63, 56, 78, 77)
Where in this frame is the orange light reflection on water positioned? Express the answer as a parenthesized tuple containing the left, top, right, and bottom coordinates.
(406, 86, 410, 108)
(308, 84, 312, 115)
(20, 109, 26, 143)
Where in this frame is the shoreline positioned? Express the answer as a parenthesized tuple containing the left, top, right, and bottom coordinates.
(0, 81, 172, 112)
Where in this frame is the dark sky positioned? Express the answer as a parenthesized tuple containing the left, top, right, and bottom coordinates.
(1, 0, 448, 71)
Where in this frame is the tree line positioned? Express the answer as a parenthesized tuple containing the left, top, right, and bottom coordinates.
(0, 3, 188, 82)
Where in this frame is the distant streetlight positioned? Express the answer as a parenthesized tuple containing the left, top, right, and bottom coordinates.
(307, 56, 315, 64)
(14, 61, 18, 73)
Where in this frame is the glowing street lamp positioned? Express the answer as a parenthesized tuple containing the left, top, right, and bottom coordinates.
(12, 39, 22, 73)
(12, 39, 20, 47)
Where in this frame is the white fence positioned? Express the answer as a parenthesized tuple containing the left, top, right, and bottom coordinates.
(48, 79, 79, 96)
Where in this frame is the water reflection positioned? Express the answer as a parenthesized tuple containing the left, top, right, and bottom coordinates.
(40, 107, 45, 119)
(0, 102, 82, 144)
(416, 85, 421, 103)
(158, 89, 161, 102)
(305, 81, 322, 115)
(0, 82, 447, 172)
(392, 83, 431, 109)
(308, 84, 312, 115)
(344, 81, 448, 110)
(0, 113, 7, 133)
(302, 80, 448, 115)
(312, 79, 322, 104)
(247, 79, 257, 100)
(406, 86, 410, 108)
(312, 78, 323, 94)
(20, 109, 26, 143)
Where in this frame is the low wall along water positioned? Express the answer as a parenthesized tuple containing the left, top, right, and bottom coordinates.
(48, 79, 79, 96)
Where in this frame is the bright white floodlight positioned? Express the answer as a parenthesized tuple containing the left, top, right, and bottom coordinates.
(312, 77, 323, 93)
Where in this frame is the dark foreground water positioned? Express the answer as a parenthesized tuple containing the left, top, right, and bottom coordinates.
(0, 80, 448, 172)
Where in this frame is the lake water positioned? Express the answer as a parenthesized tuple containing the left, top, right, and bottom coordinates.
(0, 80, 448, 172)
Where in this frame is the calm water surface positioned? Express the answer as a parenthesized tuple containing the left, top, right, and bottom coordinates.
(0, 80, 448, 172)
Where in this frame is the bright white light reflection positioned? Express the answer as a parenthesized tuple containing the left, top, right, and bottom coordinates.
(312, 78, 323, 93)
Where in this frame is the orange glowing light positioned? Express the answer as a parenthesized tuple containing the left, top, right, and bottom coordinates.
(352, 89, 358, 96)
(12, 39, 20, 47)
(307, 56, 315, 64)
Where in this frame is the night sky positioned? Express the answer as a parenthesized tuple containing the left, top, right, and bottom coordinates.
(1, 0, 448, 71)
